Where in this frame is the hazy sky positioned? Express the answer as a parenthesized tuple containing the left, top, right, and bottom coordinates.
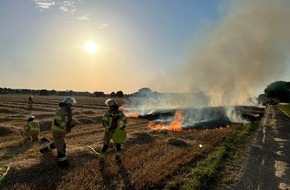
(1, 0, 290, 96)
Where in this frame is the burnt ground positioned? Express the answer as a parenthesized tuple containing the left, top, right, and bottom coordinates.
(140, 105, 264, 129)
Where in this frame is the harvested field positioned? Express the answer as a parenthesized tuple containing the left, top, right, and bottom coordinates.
(0, 94, 263, 189)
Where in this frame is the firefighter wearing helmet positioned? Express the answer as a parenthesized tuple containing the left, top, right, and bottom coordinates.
(99, 98, 127, 165)
(21, 115, 40, 142)
(40, 96, 76, 168)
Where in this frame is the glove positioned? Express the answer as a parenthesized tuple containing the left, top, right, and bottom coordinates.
(120, 126, 126, 130)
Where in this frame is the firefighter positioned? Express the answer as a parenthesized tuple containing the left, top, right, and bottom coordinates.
(28, 96, 34, 113)
(99, 98, 127, 165)
(21, 115, 40, 142)
(39, 96, 76, 168)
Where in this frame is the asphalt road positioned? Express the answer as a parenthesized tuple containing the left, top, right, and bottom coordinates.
(232, 105, 290, 190)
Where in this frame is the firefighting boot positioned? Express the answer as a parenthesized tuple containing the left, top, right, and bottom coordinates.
(57, 152, 68, 169)
(98, 145, 108, 165)
(115, 145, 122, 165)
(98, 152, 105, 164)
(40, 143, 55, 154)
(115, 155, 122, 165)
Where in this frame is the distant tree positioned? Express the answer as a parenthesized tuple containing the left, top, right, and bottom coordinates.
(57, 91, 68, 96)
(50, 90, 57, 95)
(110, 92, 116, 97)
(67, 90, 74, 96)
(116, 91, 124, 97)
(0, 87, 95, 97)
(1, 88, 12, 94)
(134, 88, 153, 97)
(21, 89, 31, 94)
(74, 91, 91, 96)
(94, 91, 105, 97)
(258, 94, 271, 105)
(39, 89, 50, 96)
(264, 81, 290, 102)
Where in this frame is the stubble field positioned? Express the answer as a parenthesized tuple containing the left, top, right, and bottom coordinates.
(0, 94, 250, 190)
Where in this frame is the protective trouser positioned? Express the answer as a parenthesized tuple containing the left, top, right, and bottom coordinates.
(40, 143, 56, 153)
(99, 131, 122, 163)
(40, 130, 67, 165)
(29, 130, 39, 141)
(50, 130, 67, 164)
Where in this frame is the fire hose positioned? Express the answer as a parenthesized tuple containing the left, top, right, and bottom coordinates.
(67, 145, 99, 155)
(0, 163, 10, 184)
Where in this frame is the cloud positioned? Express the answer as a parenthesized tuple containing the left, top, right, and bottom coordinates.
(97, 23, 109, 30)
(59, 1, 76, 14)
(32, 0, 76, 14)
(33, 0, 56, 9)
(76, 13, 90, 21)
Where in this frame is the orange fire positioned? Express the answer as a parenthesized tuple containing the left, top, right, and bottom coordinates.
(120, 106, 140, 118)
(148, 110, 183, 131)
(124, 112, 140, 118)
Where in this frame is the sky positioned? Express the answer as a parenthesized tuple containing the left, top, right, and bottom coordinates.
(1, 0, 290, 102)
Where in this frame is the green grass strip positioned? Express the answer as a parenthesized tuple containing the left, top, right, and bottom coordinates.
(278, 104, 290, 117)
(170, 123, 258, 190)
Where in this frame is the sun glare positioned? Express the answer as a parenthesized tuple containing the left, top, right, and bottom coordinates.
(84, 41, 99, 53)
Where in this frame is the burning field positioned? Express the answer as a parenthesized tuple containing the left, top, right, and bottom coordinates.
(0, 94, 264, 189)
(122, 96, 264, 131)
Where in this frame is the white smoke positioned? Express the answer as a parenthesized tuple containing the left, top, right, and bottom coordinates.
(126, 0, 290, 125)
(152, 0, 290, 106)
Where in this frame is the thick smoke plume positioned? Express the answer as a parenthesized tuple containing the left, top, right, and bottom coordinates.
(125, 0, 290, 125)
(153, 0, 290, 106)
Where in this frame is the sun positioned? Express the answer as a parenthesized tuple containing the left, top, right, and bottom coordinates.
(84, 41, 99, 53)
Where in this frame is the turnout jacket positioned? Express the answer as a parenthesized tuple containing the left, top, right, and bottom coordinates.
(51, 106, 73, 133)
(102, 110, 127, 131)
(25, 120, 40, 131)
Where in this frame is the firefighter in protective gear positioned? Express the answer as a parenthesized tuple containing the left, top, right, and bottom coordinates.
(28, 96, 34, 113)
(21, 115, 40, 142)
(39, 96, 76, 168)
(99, 98, 127, 165)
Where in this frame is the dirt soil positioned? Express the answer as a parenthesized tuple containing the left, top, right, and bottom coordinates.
(0, 94, 256, 190)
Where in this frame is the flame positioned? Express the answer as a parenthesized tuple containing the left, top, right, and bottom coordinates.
(125, 112, 140, 118)
(148, 110, 183, 131)
(120, 106, 140, 118)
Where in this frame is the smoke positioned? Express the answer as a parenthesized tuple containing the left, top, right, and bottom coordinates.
(125, 0, 290, 126)
(153, 0, 290, 106)
(124, 91, 209, 111)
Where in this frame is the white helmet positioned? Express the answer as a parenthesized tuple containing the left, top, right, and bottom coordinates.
(105, 99, 118, 107)
(27, 115, 35, 120)
(62, 96, 77, 105)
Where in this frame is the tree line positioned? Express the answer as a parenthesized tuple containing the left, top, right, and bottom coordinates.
(0, 88, 127, 98)
(1, 80, 289, 104)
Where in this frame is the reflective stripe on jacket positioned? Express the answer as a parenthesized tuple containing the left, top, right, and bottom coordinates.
(51, 107, 71, 133)
(102, 110, 127, 130)
(27, 121, 40, 131)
